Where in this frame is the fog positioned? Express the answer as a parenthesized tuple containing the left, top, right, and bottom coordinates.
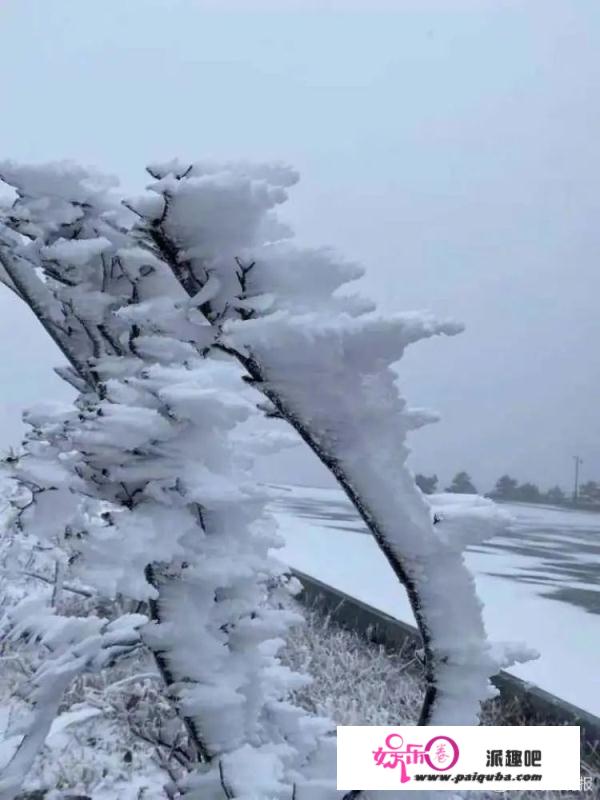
(1, 0, 598, 492)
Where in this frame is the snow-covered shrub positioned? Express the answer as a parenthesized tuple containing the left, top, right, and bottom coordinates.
(129, 160, 536, 729)
(0, 163, 336, 800)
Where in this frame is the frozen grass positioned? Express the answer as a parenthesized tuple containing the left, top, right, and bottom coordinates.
(281, 602, 599, 800)
(282, 606, 423, 727)
(5, 597, 598, 798)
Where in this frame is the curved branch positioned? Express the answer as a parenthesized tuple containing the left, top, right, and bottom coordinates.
(150, 221, 477, 734)
(237, 352, 440, 721)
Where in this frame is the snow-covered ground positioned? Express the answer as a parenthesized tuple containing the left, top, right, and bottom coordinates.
(269, 484, 600, 718)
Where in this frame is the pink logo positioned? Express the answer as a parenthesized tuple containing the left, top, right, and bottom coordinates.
(372, 733, 460, 783)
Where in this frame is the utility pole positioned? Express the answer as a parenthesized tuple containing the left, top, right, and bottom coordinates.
(572, 456, 582, 503)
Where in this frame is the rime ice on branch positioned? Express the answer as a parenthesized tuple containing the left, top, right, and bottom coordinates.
(0, 158, 536, 800)
(132, 160, 535, 732)
(0, 162, 337, 800)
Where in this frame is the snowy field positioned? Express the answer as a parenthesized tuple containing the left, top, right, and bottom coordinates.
(269, 484, 600, 719)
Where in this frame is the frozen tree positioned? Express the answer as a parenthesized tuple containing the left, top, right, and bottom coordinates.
(127, 160, 535, 735)
(545, 485, 566, 505)
(0, 159, 537, 800)
(414, 474, 438, 495)
(514, 482, 542, 503)
(491, 474, 519, 500)
(0, 163, 336, 800)
(578, 481, 600, 505)
(445, 471, 478, 495)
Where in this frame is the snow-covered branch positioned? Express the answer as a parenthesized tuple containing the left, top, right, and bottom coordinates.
(0, 163, 338, 798)
(134, 161, 534, 740)
(0, 158, 537, 799)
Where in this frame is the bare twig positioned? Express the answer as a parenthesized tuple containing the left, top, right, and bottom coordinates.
(0, 568, 93, 598)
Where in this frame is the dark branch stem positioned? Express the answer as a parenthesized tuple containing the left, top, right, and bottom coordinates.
(144, 564, 213, 766)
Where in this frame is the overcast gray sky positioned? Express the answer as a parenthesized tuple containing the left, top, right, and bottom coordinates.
(1, 0, 599, 492)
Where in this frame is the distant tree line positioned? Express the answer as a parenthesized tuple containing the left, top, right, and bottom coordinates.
(415, 471, 600, 509)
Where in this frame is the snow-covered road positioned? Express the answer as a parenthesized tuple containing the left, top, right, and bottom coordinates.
(269, 484, 600, 718)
